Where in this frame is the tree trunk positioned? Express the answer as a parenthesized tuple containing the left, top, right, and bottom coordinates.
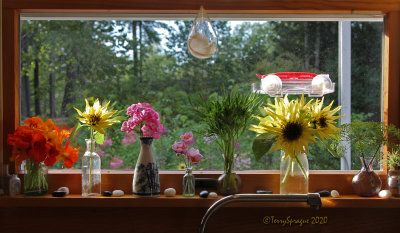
(139, 21, 143, 82)
(49, 72, 56, 118)
(132, 21, 139, 80)
(314, 23, 321, 70)
(34, 58, 41, 116)
(21, 73, 31, 118)
(304, 22, 310, 70)
(61, 64, 77, 117)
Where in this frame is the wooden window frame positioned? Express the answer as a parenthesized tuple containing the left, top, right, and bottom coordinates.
(2, 0, 400, 194)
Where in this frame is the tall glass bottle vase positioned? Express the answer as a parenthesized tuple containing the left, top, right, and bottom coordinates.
(352, 157, 382, 197)
(280, 151, 309, 194)
(82, 139, 101, 197)
(24, 159, 48, 196)
(217, 154, 242, 196)
(182, 167, 195, 197)
(133, 137, 160, 196)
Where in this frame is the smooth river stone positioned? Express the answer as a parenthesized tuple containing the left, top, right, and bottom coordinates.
(331, 190, 340, 198)
(317, 190, 331, 197)
(57, 187, 70, 195)
(164, 188, 176, 197)
(379, 190, 392, 199)
(199, 190, 209, 198)
(52, 190, 67, 197)
(102, 191, 112, 197)
(112, 190, 124, 197)
(208, 192, 218, 198)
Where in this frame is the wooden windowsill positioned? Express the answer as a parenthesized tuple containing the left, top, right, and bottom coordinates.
(1, 194, 399, 209)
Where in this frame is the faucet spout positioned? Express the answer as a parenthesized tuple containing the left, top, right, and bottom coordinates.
(199, 193, 321, 233)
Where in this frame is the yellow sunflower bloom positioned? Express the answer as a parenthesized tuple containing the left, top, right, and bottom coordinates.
(250, 94, 317, 159)
(309, 98, 343, 141)
(74, 98, 120, 135)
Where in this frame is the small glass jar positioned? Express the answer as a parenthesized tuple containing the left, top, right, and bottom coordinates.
(182, 167, 195, 197)
(82, 139, 101, 197)
(388, 170, 400, 197)
(9, 174, 21, 196)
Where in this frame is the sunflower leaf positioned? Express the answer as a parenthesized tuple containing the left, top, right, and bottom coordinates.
(69, 123, 82, 139)
(252, 133, 277, 161)
(94, 132, 105, 145)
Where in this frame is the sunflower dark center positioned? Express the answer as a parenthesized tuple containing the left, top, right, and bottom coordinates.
(89, 114, 101, 125)
(282, 122, 303, 141)
(318, 117, 328, 128)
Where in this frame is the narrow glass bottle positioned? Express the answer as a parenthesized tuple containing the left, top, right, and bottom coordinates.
(9, 174, 21, 196)
(82, 139, 101, 197)
(182, 167, 195, 197)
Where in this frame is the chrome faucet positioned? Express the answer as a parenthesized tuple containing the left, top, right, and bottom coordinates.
(199, 193, 322, 233)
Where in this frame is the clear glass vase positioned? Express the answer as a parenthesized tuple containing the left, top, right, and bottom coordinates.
(217, 155, 242, 196)
(280, 151, 309, 194)
(24, 159, 48, 196)
(352, 157, 382, 197)
(82, 138, 101, 197)
(132, 137, 160, 196)
(182, 167, 195, 197)
(388, 170, 400, 197)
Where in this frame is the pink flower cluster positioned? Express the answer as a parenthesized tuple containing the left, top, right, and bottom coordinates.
(171, 132, 203, 165)
(122, 131, 137, 146)
(121, 103, 165, 139)
(100, 137, 113, 147)
(110, 156, 124, 169)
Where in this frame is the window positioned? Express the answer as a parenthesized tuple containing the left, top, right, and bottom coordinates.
(18, 15, 383, 171)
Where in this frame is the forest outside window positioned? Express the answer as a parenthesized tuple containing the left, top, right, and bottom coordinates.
(19, 15, 383, 171)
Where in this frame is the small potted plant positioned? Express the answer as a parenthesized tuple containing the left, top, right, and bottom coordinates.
(192, 90, 264, 196)
(340, 121, 387, 197)
(387, 150, 400, 197)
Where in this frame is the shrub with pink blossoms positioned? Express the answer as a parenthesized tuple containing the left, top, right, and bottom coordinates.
(122, 131, 137, 146)
(110, 157, 124, 169)
(121, 102, 165, 139)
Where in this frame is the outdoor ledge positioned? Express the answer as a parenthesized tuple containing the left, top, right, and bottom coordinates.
(1, 194, 399, 208)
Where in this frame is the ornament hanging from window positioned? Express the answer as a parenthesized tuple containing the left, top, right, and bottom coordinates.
(187, 6, 218, 59)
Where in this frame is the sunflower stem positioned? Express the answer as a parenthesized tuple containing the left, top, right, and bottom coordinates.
(280, 156, 292, 187)
(294, 155, 308, 181)
(89, 128, 94, 194)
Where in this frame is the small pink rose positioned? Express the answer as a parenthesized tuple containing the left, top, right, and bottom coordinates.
(187, 148, 203, 164)
(171, 141, 187, 154)
(181, 132, 195, 145)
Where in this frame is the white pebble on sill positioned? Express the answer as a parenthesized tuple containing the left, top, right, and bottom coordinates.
(209, 192, 218, 198)
(331, 190, 340, 198)
(112, 190, 124, 197)
(58, 187, 69, 195)
(379, 190, 392, 199)
(164, 188, 176, 197)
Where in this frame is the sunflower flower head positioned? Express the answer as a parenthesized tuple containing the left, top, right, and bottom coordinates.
(74, 98, 121, 135)
(309, 98, 343, 141)
(251, 94, 342, 161)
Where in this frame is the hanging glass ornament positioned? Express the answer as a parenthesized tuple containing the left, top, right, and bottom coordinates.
(187, 6, 218, 59)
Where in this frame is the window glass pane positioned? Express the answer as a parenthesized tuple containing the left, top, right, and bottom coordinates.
(19, 18, 382, 170)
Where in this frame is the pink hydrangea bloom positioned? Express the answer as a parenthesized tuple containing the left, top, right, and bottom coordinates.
(180, 132, 195, 145)
(187, 148, 203, 164)
(121, 102, 164, 139)
(171, 141, 187, 154)
(100, 137, 113, 147)
(110, 157, 124, 169)
(122, 132, 136, 146)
